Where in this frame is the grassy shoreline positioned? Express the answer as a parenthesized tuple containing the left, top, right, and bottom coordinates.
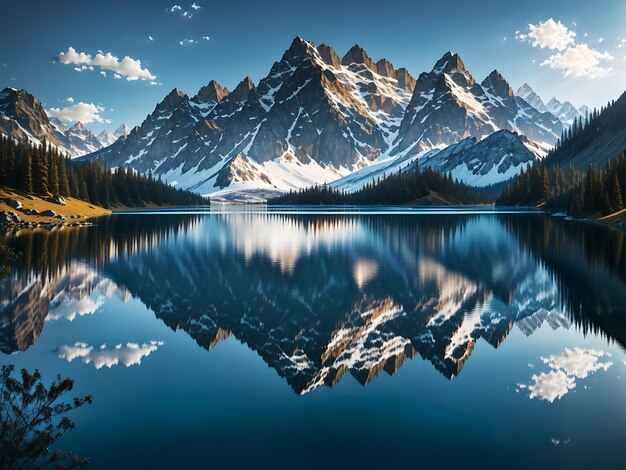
(0, 188, 111, 226)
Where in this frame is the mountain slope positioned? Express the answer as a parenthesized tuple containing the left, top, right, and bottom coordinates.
(0, 87, 62, 148)
(393, 54, 562, 159)
(416, 130, 537, 187)
(544, 90, 626, 170)
(56, 121, 103, 156)
(516, 83, 588, 128)
(332, 129, 537, 191)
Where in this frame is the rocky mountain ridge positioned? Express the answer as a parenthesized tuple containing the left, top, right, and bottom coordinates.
(75, 38, 571, 197)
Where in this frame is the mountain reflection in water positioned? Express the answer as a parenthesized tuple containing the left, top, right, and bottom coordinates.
(1, 211, 625, 395)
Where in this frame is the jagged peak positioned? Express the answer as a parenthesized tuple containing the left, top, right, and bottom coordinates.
(516, 82, 535, 96)
(194, 79, 230, 103)
(375, 58, 395, 78)
(230, 76, 256, 102)
(341, 44, 374, 70)
(70, 121, 85, 131)
(432, 51, 466, 75)
(153, 88, 188, 114)
(481, 69, 514, 98)
(0, 87, 19, 96)
(282, 36, 316, 61)
(167, 87, 186, 98)
(317, 43, 341, 68)
(98, 129, 114, 137)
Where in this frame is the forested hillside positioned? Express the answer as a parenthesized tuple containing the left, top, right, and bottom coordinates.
(0, 136, 207, 208)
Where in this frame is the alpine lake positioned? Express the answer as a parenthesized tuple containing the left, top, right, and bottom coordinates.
(1, 207, 626, 469)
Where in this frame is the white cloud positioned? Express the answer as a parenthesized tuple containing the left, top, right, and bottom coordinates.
(202, 36, 210, 41)
(58, 47, 156, 81)
(517, 18, 576, 50)
(1, 62, 6, 67)
(47, 102, 106, 124)
(114, 73, 122, 79)
(149, 81, 162, 86)
(542, 44, 614, 78)
(66, 97, 74, 103)
(178, 38, 199, 46)
(598, 37, 605, 43)
(100, 71, 107, 77)
(168, 4, 193, 18)
(47, 294, 104, 321)
(528, 370, 576, 403)
(618, 39, 626, 49)
(542, 347, 613, 379)
(191, 2, 201, 9)
(148, 35, 155, 42)
(519, 347, 613, 402)
(58, 341, 164, 369)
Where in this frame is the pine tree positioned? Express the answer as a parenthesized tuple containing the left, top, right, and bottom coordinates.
(58, 159, 70, 197)
(21, 153, 33, 193)
(48, 155, 59, 195)
(610, 171, 624, 212)
(32, 150, 49, 195)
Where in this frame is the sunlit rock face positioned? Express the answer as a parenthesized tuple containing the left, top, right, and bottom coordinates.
(4, 212, 625, 395)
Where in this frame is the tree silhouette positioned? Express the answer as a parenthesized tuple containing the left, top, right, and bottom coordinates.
(0, 365, 92, 469)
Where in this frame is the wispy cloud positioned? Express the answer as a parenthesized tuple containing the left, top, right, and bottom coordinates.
(178, 36, 210, 46)
(58, 47, 156, 81)
(167, 3, 196, 19)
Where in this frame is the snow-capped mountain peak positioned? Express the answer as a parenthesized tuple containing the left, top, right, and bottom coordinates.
(97, 129, 117, 146)
(516, 83, 588, 128)
(515, 82, 548, 113)
(114, 123, 131, 138)
(481, 70, 514, 99)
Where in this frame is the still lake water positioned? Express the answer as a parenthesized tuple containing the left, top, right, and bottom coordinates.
(1, 207, 626, 469)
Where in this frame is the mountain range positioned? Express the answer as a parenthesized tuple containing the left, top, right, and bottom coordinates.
(0, 87, 129, 157)
(516, 83, 589, 128)
(2, 37, 599, 198)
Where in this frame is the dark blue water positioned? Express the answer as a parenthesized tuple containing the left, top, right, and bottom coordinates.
(1, 208, 626, 469)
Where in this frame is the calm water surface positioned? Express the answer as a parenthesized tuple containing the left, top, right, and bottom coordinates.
(1, 207, 626, 469)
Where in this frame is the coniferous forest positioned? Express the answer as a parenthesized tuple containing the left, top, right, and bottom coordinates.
(0, 136, 207, 208)
(270, 164, 484, 205)
(497, 95, 626, 217)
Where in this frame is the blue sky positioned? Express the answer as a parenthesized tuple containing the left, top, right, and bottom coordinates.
(1, 0, 625, 133)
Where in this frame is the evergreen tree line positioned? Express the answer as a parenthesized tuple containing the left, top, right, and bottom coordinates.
(497, 154, 626, 216)
(0, 136, 207, 208)
(497, 92, 626, 217)
(270, 163, 484, 205)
